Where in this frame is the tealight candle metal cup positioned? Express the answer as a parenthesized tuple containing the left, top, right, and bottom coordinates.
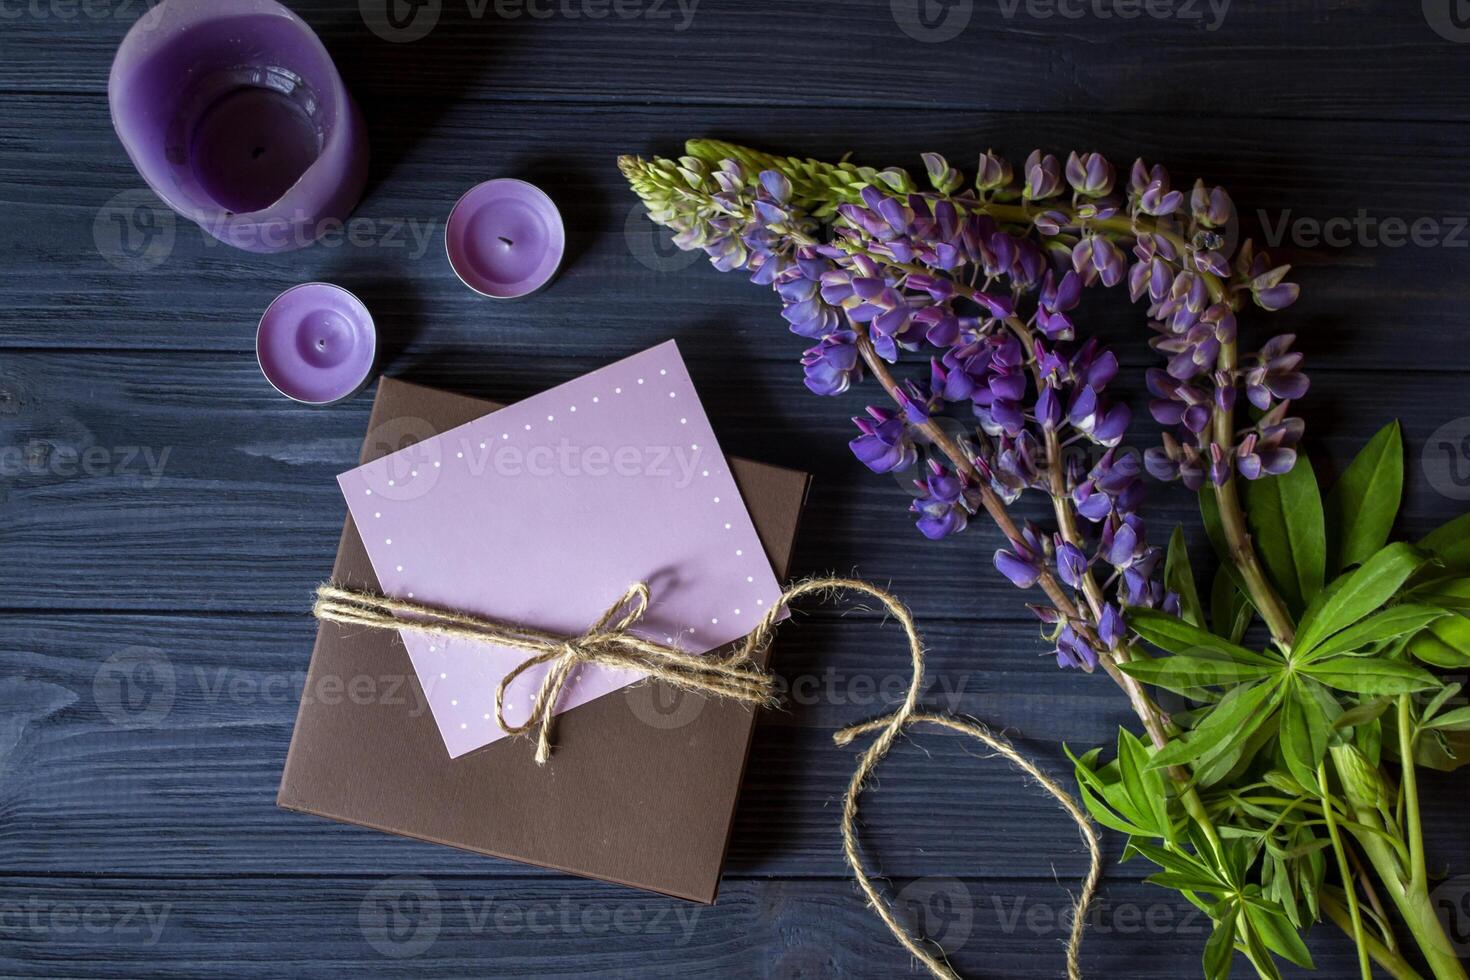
(109, 0, 369, 255)
(257, 283, 377, 406)
(446, 180, 566, 300)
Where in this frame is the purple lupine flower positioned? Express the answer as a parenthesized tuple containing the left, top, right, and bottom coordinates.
(1068, 385, 1131, 447)
(801, 332, 862, 396)
(912, 460, 973, 539)
(1066, 152, 1115, 198)
(1054, 626, 1099, 671)
(1236, 414, 1304, 479)
(1099, 512, 1148, 569)
(1147, 369, 1212, 434)
(1036, 270, 1082, 340)
(994, 522, 1048, 587)
(1056, 539, 1090, 589)
(987, 431, 1046, 503)
(1245, 334, 1309, 409)
(975, 150, 1013, 192)
(849, 407, 917, 474)
(1098, 604, 1126, 648)
(1023, 150, 1064, 201)
(1072, 449, 1145, 522)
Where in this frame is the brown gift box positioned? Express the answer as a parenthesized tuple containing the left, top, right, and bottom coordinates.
(277, 377, 810, 903)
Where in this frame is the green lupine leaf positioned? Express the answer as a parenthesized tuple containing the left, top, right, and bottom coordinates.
(1300, 658, 1440, 695)
(1293, 542, 1428, 653)
(1211, 567, 1253, 645)
(1425, 706, 1470, 732)
(1202, 908, 1238, 980)
(1422, 682, 1461, 723)
(1114, 729, 1160, 837)
(1332, 697, 1391, 731)
(1295, 603, 1447, 663)
(1119, 728, 1170, 839)
(1149, 871, 1229, 893)
(1150, 682, 1281, 770)
(1243, 459, 1326, 615)
(1325, 420, 1403, 572)
(1420, 512, 1470, 574)
(1406, 612, 1470, 668)
(1244, 903, 1315, 970)
(1412, 576, 1470, 611)
(1240, 919, 1285, 980)
(1075, 781, 1151, 837)
(1166, 525, 1206, 629)
(1120, 655, 1278, 696)
(1278, 682, 1329, 793)
(1127, 607, 1278, 665)
(1125, 840, 1219, 883)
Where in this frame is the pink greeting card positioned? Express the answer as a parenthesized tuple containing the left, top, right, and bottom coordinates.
(338, 341, 784, 758)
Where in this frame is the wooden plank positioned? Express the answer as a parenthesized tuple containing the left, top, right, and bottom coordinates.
(0, 873, 1378, 978)
(0, 350, 1467, 613)
(2, 97, 1470, 366)
(5, 612, 1469, 883)
(1, 0, 1466, 122)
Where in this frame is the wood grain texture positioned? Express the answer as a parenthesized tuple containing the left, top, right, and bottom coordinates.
(5, 97, 1470, 364)
(5, 1, 1470, 976)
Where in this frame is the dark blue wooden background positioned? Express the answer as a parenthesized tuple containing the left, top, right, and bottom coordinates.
(4, 1, 1470, 976)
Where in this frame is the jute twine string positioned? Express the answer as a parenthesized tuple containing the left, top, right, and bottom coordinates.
(313, 575, 1101, 979)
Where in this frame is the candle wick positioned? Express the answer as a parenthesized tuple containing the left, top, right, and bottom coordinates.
(498, 236, 514, 248)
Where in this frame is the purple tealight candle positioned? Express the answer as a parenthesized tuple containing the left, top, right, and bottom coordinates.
(257, 284, 376, 405)
(109, 0, 368, 254)
(446, 180, 566, 299)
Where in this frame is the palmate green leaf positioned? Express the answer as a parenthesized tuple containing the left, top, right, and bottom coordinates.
(1420, 512, 1470, 574)
(1325, 420, 1403, 573)
(1295, 603, 1447, 663)
(1166, 525, 1207, 629)
(1242, 458, 1326, 616)
(1127, 607, 1278, 665)
(1293, 542, 1428, 653)
(1151, 681, 1283, 770)
(1202, 907, 1239, 980)
(1066, 744, 1154, 838)
(1299, 657, 1440, 696)
(1211, 567, 1253, 645)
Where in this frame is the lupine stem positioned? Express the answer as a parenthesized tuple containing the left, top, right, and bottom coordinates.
(1322, 762, 1374, 980)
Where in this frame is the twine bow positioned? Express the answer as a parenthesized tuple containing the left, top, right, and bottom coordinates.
(312, 577, 1101, 980)
(313, 582, 779, 765)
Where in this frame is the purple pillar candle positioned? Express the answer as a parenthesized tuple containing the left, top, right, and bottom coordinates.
(257, 284, 376, 405)
(446, 180, 566, 299)
(109, 0, 368, 255)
